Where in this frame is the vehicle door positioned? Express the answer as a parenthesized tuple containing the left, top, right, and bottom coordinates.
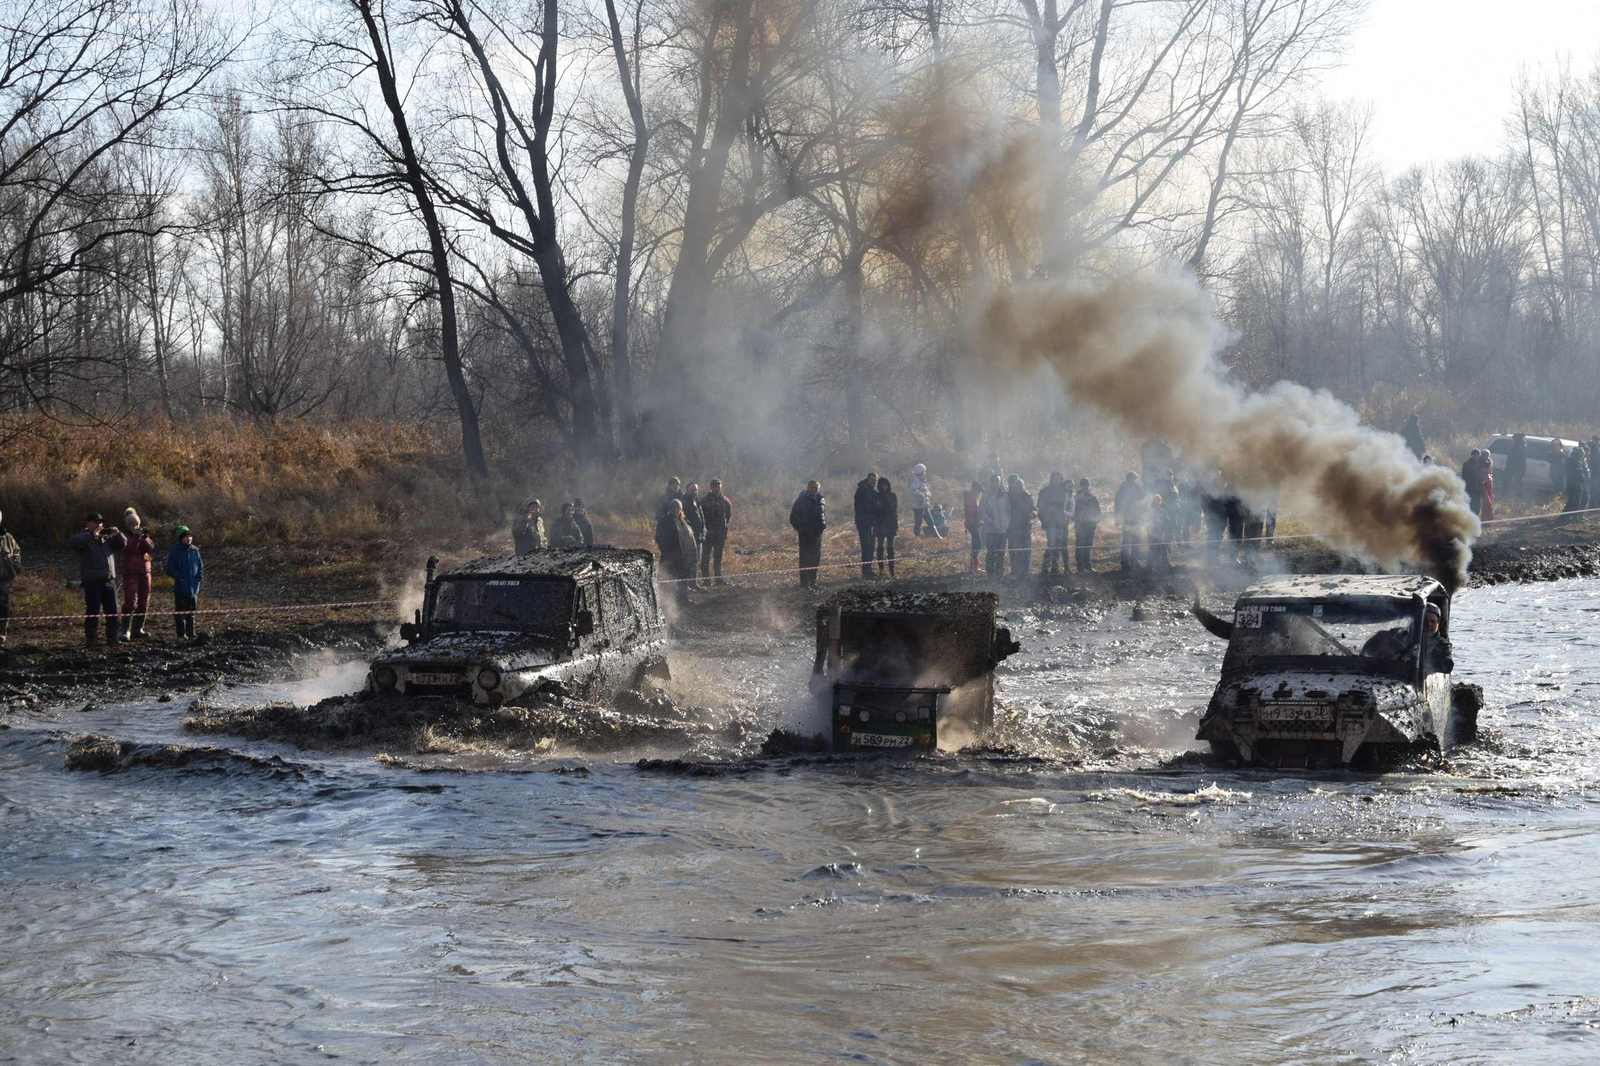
(600, 575, 649, 687)
(1422, 592, 1452, 724)
(573, 580, 607, 690)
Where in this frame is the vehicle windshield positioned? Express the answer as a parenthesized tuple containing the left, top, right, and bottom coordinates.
(430, 577, 573, 634)
(1224, 599, 1420, 675)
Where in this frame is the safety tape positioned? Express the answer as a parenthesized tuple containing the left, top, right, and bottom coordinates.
(4, 598, 399, 626)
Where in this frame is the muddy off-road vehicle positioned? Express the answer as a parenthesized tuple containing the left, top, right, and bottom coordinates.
(1192, 575, 1480, 768)
(811, 589, 1020, 752)
(368, 549, 668, 705)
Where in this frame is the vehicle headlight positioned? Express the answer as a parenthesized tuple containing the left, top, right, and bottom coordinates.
(373, 665, 398, 691)
(477, 666, 502, 690)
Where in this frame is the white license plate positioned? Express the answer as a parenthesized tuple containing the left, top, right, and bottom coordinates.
(409, 672, 462, 687)
(851, 732, 917, 748)
(1263, 705, 1330, 722)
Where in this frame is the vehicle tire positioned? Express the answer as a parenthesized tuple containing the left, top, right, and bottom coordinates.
(1207, 738, 1242, 764)
(1451, 683, 1482, 744)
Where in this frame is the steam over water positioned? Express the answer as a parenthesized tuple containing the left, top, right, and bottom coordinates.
(6, 579, 1600, 1061)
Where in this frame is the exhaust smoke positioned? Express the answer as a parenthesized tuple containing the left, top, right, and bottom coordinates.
(971, 272, 1480, 589)
(877, 97, 1480, 589)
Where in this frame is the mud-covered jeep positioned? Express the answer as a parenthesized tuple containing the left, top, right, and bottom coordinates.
(811, 589, 1020, 752)
(369, 548, 668, 705)
(1192, 575, 1480, 767)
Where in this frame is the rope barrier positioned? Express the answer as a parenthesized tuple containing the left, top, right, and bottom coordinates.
(4, 501, 1596, 624)
(5, 598, 399, 626)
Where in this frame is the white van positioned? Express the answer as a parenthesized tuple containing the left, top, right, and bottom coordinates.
(1483, 434, 1582, 493)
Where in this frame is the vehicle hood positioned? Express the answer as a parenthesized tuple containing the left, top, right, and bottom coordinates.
(1217, 671, 1417, 710)
(375, 631, 567, 668)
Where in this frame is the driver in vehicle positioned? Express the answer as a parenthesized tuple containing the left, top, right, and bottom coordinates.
(1361, 602, 1453, 672)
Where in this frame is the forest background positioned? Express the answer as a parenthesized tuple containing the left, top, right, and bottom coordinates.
(3, 0, 1599, 561)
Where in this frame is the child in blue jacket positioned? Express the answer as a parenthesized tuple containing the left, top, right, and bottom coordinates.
(165, 525, 204, 641)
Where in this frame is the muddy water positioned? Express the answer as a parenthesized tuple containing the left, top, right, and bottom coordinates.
(5, 580, 1600, 1063)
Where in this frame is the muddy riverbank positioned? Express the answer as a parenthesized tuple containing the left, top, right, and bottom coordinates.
(0, 622, 386, 720)
(4, 519, 1594, 735)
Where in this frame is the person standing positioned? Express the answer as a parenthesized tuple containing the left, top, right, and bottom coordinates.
(549, 503, 585, 548)
(1073, 479, 1100, 573)
(513, 499, 547, 554)
(853, 470, 878, 578)
(682, 482, 706, 546)
(1402, 413, 1425, 458)
(1480, 466, 1496, 522)
(1037, 472, 1070, 577)
(963, 480, 983, 574)
(661, 500, 699, 605)
(1565, 446, 1589, 513)
(165, 524, 204, 642)
(1114, 473, 1146, 572)
(700, 479, 733, 585)
(572, 498, 596, 546)
(119, 507, 156, 640)
(1007, 475, 1035, 579)
(1462, 451, 1486, 515)
(1506, 434, 1527, 497)
(69, 513, 126, 647)
(909, 463, 932, 537)
(979, 474, 1010, 577)
(0, 508, 19, 654)
(681, 482, 706, 585)
(1148, 496, 1175, 572)
(874, 477, 898, 578)
(789, 480, 827, 588)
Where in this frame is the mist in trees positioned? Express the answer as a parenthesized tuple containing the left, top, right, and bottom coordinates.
(1, 0, 1593, 470)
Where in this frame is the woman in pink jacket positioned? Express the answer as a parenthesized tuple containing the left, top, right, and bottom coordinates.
(120, 507, 157, 640)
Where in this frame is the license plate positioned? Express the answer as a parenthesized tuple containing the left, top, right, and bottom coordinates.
(851, 732, 917, 748)
(410, 671, 462, 687)
(1263, 704, 1330, 722)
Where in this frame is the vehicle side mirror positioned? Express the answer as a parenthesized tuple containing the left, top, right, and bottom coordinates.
(576, 609, 595, 637)
(400, 622, 419, 643)
(992, 626, 1021, 665)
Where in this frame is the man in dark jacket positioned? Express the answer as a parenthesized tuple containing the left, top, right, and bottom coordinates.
(1565, 447, 1589, 512)
(654, 479, 683, 564)
(69, 513, 127, 646)
(1007, 475, 1036, 579)
(1114, 473, 1146, 572)
(853, 470, 878, 578)
(789, 480, 827, 588)
(874, 477, 899, 577)
(681, 483, 706, 586)
(1505, 435, 1527, 497)
(1402, 414, 1425, 458)
(0, 508, 19, 653)
(1073, 479, 1100, 573)
(549, 503, 585, 548)
(1037, 472, 1070, 577)
(700, 479, 733, 585)
(1462, 451, 1487, 515)
(572, 498, 596, 546)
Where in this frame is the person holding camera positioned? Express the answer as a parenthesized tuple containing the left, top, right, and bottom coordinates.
(69, 512, 127, 647)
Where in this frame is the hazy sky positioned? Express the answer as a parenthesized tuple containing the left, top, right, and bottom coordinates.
(1323, 0, 1600, 174)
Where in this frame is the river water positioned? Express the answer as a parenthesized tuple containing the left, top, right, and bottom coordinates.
(4, 578, 1600, 1063)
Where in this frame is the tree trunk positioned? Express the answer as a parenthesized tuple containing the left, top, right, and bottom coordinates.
(605, 0, 647, 455)
(653, 0, 756, 434)
(355, 0, 487, 477)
